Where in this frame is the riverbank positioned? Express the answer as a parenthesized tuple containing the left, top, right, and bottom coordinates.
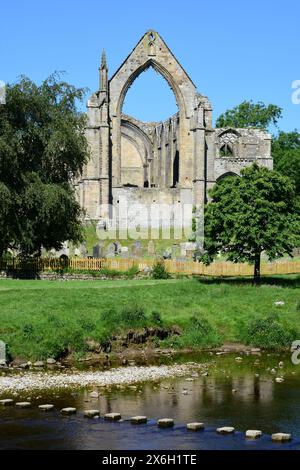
(0, 276, 299, 361)
(0, 362, 208, 393)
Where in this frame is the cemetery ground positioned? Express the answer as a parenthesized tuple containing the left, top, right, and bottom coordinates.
(0, 275, 299, 363)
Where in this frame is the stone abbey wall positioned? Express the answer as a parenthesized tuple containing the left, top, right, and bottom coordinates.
(76, 31, 272, 224)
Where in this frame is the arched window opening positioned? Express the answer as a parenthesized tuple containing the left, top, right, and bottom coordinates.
(122, 66, 178, 122)
(220, 143, 234, 157)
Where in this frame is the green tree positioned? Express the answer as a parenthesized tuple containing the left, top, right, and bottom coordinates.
(216, 100, 282, 130)
(0, 74, 89, 256)
(272, 130, 300, 195)
(201, 165, 300, 281)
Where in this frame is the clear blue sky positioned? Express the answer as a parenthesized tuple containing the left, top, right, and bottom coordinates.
(0, 0, 299, 131)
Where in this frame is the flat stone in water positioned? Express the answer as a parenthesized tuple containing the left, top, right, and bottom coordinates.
(60, 407, 77, 415)
(157, 418, 174, 428)
(272, 433, 292, 442)
(246, 430, 262, 439)
(84, 409, 100, 418)
(16, 402, 31, 408)
(0, 399, 14, 406)
(217, 426, 235, 434)
(39, 404, 54, 411)
(131, 416, 147, 424)
(187, 422, 204, 431)
(104, 413, 121, 421)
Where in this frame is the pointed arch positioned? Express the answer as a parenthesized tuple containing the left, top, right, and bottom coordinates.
(116, 59, 185, 118)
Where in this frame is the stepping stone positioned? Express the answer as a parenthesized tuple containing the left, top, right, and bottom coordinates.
(16, 402, 31, 408)
(246, 430, 262, 439)
(217, 426, 235, 434)
(0, 399, 14, 406)
(60, 407, 77, 415)
(271, 433, 292, 442)
(84, 409, 100, 418)
(187, 422, 204, 431)
(157, 418, 174, 428)
(90, 391, 99, 398)
(38, 404, 54, 411)
(131, 416, 147, 424)
(33, 361, 44, 367)
(104, 413, 121, 421)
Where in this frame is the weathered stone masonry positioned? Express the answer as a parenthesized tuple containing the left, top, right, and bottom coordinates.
(76, 30, 272, 224)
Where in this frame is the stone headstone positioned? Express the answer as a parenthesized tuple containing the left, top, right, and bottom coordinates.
(0, 340, 6, 366)
(120, 246, 129, 258)
(93, 244, 100, 258)
(132, 240, 143, 257)
(106, 243, 116, 258)
(147, 240, 155, 256)
(172, 244, 180, 259)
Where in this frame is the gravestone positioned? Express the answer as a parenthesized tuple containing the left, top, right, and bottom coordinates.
(0, 340, 6, 366)
(120, 246, 129, 258)
(172, 244, 180, 259)
(132, 240, 143, 257)
(147, 240, 155, 257)
(93, 244, 100, 258)
(93, 242, 104, 259)
(106, 243, 116, 258)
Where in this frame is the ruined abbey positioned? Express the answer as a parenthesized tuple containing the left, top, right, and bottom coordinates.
(76, 31, 272, 227)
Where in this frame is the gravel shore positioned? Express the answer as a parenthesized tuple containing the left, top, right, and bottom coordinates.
(0, 363, 205, 393)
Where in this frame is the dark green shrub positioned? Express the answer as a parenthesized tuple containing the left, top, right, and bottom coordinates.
(242, 313, 298, 349)
(166, 316, 222, 349)
(152, 260, 170, 279)
(120, 305, 147, 327)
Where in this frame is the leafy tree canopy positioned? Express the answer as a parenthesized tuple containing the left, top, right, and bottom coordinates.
(216, 100, 282, 130)
(0, 74, 89, 256)
(272, 130, 300, 194)
(201, 164, 300, 280)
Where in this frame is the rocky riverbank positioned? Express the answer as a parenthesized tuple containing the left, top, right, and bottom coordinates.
(0, 362, 209, 393)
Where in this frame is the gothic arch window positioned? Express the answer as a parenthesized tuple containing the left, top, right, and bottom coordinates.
(218, 130, 240, 158)
(220, 143, 233, 157)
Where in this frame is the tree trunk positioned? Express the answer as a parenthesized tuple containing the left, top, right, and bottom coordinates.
(254, 253, 261, 284)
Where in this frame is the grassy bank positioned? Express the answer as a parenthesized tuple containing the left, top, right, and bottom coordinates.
(0, 276, 299, 360)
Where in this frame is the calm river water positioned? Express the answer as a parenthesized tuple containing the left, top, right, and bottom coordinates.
(1, 353, 300, 450)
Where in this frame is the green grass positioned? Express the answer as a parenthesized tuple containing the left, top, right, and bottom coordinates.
(0, 276, 299, 360)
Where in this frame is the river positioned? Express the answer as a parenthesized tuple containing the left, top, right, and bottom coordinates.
(1, 352, 300, 450)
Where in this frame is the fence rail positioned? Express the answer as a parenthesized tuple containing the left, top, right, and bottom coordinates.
(0, 257, 300, 277)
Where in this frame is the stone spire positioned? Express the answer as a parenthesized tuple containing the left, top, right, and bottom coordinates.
(99, 49, 108, 91)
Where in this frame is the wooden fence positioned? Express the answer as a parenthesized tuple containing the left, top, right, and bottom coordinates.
(0, 257, 300, 277)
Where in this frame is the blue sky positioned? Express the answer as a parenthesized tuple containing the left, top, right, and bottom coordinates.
(0, 0, 299, 131)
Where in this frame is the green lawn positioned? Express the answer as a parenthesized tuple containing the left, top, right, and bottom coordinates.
(0, 276, 299, 360)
